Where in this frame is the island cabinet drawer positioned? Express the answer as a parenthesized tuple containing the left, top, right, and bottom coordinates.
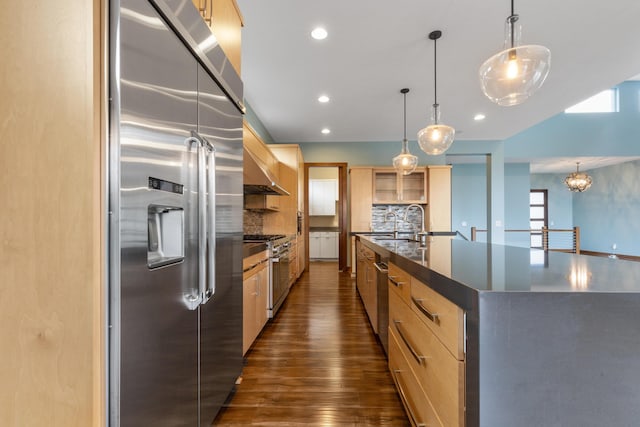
(410, 278, 465, 360)
(388, 262, 411, 304)
(389, 330, 443, 427)
(390, 290, 465, 427)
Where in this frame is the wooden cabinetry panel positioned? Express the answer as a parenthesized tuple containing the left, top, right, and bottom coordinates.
(389, 331, 444, 427)
(388, 262, 412, 305)
(390, 290, 464, 427)
(410, 277, 465, 360)
(191, 0, 243, 75)
(427, 166, 451, 231)
(373, 168, 427, 204)
(2, 1, 105, 425)
(243, 250, 268, 354)
(349, 168, 373, 232)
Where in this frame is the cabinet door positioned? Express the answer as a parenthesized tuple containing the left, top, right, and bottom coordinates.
(373, 170, 399, 203)
(401, 170, 427, 203)
(427, 166, 451, 231)
(242, 274, 257, 355)
(309, 232, 321, 258)
(255, 266, 269, 331)
(321, 232, 338, 259)
(310, 179, 336, 215)
(349, 168, 373, 231)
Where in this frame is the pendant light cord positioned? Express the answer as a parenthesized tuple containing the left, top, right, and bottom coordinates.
(403, 91, 407, 140)
(509, 0, 519, 48)
(433, 36, 438, 107)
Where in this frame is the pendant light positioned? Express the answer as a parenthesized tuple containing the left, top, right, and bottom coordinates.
(479, 0, 551, 106)
(418, 30, 455, 156)
(564, 162, 592, 192)
(393, 88, 419, 175)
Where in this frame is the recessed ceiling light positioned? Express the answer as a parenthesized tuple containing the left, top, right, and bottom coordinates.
(311, 27, 328, 40)
(474, 113, 486, 121)
(318, 95, 330, 103)
(321, 128, 331, 135)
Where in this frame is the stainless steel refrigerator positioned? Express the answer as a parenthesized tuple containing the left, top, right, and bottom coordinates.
(108, 1, 244, 425)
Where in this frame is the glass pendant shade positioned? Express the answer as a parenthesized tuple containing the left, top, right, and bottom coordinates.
(417, 104, 455, 155)
(393, 88, 418, 175)
(564, 163, 592, 192)
(418, 30, 455, 156)
(479, 10, 551, 106)
(393, 138, 418, 175)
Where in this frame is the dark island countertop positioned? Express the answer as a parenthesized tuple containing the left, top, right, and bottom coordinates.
(357, 233, 640, 426)
(359, 234, 640, 310)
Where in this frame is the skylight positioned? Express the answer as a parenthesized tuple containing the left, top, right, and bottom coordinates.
(565, 89, 618, 113)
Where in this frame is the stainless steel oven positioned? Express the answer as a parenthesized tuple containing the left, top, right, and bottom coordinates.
(269, 238, 290, 317)
(243, 234, 291, 318)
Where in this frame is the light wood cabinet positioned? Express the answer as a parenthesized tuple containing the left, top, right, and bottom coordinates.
(373, 168, 427, 204)
(349, 167, 373, 232)
(427, 165, 452, 231)
(2, 1, 105, 425)
(356, 241, 378, 333)
(265, 144, 306, 278)
(242, 250, 269, 354)
(191, 0, 243, 75)
(388, 261, 465, 426)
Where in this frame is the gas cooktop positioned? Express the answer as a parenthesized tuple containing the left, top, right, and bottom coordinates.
(243, 234, 286, 242)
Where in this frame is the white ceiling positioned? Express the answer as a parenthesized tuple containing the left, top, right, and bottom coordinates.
(236, 0, 640, 171)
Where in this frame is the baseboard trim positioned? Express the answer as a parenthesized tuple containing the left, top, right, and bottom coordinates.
(581, 250, 640, 262)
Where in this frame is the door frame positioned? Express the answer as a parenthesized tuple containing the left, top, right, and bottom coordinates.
(304, 163, 348, 272)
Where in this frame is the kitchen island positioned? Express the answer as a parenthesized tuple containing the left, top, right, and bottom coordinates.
(357, 234, 640, 427)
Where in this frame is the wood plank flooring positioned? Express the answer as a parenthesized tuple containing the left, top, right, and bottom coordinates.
(213, 261, 409, 426)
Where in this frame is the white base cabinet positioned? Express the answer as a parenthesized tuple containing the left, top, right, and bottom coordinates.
(309, 231, 338, 259)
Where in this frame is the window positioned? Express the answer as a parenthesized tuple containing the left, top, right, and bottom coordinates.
(565, 88, 618, 113)
(530, 190, 548, 249)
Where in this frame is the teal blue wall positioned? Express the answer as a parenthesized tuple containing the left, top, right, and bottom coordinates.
(572, 159, 640, 256)
(452, 163, 530, 247)
(504, 81, 640, 158)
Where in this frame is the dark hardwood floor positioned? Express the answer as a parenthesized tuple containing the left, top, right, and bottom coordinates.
(213, 261, 410, 426)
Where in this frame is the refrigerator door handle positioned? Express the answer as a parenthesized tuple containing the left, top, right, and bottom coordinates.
(184, 135, 206, 309)
(190, 131, 216, 305)
(204, 140, 216, 303)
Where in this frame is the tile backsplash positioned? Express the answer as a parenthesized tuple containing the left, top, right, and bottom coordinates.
(243, 209, 263, 235)
(371, 205, 424, 233)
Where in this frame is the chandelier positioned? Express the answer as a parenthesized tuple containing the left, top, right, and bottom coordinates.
(564, 162, 592, 192)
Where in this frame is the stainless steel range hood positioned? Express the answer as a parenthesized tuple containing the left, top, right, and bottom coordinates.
(243, 145, 289, 196)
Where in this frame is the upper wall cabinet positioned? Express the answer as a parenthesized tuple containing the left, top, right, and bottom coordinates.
(309, 179, 337, 216)
(373, 167, 427, 204)
(192, 0, 244, 75)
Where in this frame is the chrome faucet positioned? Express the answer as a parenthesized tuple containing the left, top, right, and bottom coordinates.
(384, 211, 399, 238)
(403, 204, 426, 234)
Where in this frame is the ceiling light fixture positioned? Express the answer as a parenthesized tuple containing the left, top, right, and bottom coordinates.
(418, 30, 455, 156)
(321, 128, 330, 135)
(479, 0, 551, 106)
(318, 95, 330, 103)
(474, 113, 486, 121)
(311, 27, 328, 40)
(392, 88, 419, 175)
(564, 162, 592, 192)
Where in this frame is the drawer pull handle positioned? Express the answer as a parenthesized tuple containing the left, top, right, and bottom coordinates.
(412, 296, 440, 324)
(389, 276, 404, 287)
(393, 320, 427, 365)
(391, 368, 427, 427)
